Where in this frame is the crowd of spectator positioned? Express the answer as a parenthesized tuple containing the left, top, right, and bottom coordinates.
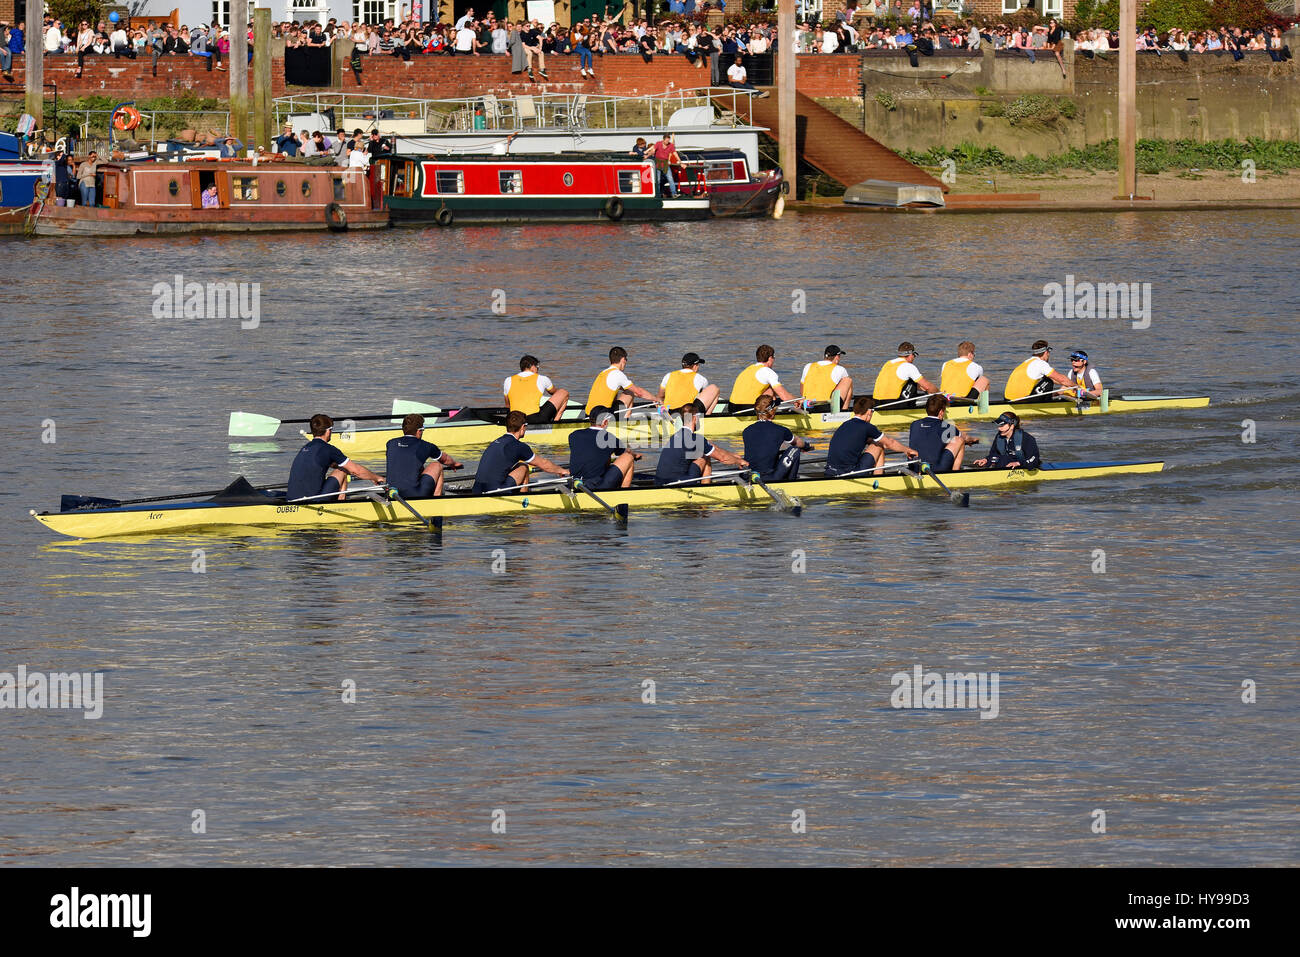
(0, 16, 237, 77)
(0, 4, 1291, 90)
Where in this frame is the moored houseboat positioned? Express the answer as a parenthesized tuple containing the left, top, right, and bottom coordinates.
(1, 132, 48, 234)
(377, 147, 782, 226)
(32, 158, 389, 237)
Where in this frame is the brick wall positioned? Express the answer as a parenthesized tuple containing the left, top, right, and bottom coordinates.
(789, 55, 862, 96)
(0, 51, 871, 102)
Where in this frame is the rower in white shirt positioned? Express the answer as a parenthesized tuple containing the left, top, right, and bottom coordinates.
(504, 354, 571, 424)
(939, 340, 992, 401)
(872, 341, 937, 406)
(800, 344, 853, 408)
(729, 343, 797, 408)
(1003, 340, 1077, 402)
(658, 351, 719, 413)
(584, 346, 656, 415)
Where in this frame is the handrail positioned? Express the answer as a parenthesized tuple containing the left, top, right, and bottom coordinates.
(270, 88, 761, 134)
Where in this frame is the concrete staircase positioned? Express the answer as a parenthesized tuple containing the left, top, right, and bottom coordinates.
(736, 89, 945, 194)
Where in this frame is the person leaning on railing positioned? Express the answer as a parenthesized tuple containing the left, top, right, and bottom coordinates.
(0, 24, 12, 80)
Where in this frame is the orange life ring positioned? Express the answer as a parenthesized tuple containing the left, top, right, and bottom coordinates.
(112, 106, 142, 132)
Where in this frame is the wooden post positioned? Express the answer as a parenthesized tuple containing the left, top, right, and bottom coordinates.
(778, 0, 796, 195)
(253, 8, 272, 152)
(230, 0, 249, 146)
(25, 0, 44, 143)
(1117, 0, 1136, 199)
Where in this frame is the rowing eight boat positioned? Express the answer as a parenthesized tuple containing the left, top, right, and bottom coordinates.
(33, 460, 1164, 539)
(281, 395, 1208, 457)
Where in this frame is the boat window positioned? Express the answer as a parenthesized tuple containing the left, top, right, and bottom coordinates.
(333, 176, 346, 201)
(231, 176, 259, 201)
(617, 170, 642, 194)
(275, 180, 286, 197)
(435, 170, 465, 194)
(705, 162, 735, 182)
(301, 180, 312, 198)
(498, 170, 523, 194)
(562, 172, 574, 187)
(168, 178, 179, 196)
(392, 162, 414, 198)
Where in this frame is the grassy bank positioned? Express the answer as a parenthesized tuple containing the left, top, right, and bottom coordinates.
(904, 138, 1300, 175)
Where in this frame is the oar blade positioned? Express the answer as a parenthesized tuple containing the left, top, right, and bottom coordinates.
(953, 491, 970, 508)
(392, 399, 442, 421)
(615, 503, 630, 524)
(228, 411, 282, 437)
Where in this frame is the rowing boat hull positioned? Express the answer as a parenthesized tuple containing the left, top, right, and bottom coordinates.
(33, 461, 1164, 539)
(312, 396, 1210, 457)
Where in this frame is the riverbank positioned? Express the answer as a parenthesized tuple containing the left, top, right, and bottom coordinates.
(796, 168, 1300, 213)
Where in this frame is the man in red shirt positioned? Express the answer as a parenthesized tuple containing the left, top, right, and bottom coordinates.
(651, 132, 679, 198)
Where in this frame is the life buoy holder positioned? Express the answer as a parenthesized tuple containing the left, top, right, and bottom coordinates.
(435, 206, 454, 227)
(112, 106, 142, 132)
(603, 197, 625, 221)
(325, 202, 347, 232)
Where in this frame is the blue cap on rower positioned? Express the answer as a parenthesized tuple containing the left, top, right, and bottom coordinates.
(1069, 349, 1089, 362)
(995, 412, 1017, 427)
(589, 405, 614, 426)
(825, 344, 847, 358)
(682, 352, 705, 366)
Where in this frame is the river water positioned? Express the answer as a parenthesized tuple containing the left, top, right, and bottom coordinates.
(1, 210, 1296, 866)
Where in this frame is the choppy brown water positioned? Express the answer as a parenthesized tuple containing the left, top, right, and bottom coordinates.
(0, 210, 1296, 865)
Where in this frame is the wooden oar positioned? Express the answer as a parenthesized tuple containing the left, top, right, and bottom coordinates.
(571, 477, 629, 525)
(918, 462, 970, 508)
(744, 471, 803, 516)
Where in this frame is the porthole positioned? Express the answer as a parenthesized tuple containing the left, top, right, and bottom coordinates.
(276, 180, 287, 197)
(563, 172, 573, 187)
(167, 178, 179, 196)
(301, 180, 312, 198)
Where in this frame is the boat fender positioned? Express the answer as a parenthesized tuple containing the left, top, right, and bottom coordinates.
(112, 106, 142, 132)
(603, 197, 624, 221)
(435, 206, 454, 227)
(325, 202, 348, 232)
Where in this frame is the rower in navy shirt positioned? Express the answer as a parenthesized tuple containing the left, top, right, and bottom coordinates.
(741, 394, 812, 482)
(655, 401, 747, 485)
(385, 413, 463, 497)
(287, 413, 385, 501)
(568, 406, 641, 491)
(973, 411, 1042, 469)
(471, 410, 569, 494)
(825, 396, 918, 476)
(906, 394, 978, 474)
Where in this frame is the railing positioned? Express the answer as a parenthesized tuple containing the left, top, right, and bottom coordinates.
(53, 109, 242, 155)
(271, 88, 761, 135)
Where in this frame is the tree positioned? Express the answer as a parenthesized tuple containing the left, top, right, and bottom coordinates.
(47, 1, 107, 29)
(1208, 0, 1274, 29)
(1138, 0, 1213, 33)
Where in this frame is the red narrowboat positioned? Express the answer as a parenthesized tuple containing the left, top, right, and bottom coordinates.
(379, 147, 783, 226)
